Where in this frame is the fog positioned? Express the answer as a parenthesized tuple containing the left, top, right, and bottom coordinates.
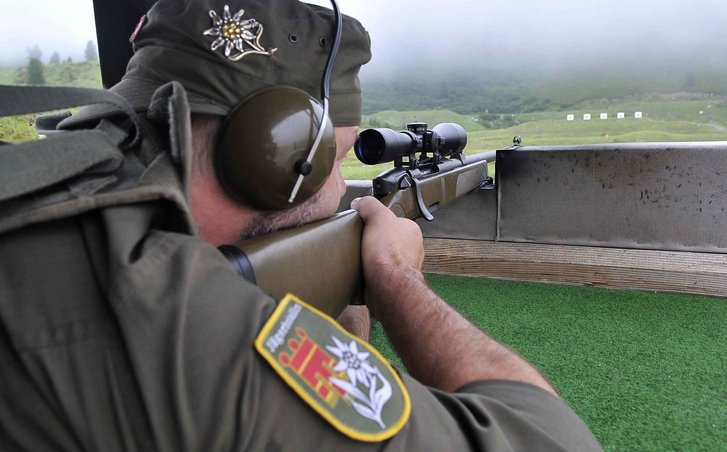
(312, 0, 727, 78)
(1, 0, 725, 77)
(0, 0, 96, 66)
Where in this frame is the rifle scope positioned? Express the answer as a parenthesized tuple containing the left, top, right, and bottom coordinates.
(355, 122, 467, 165)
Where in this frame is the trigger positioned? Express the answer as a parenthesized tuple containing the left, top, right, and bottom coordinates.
(410, 177, 434, 221)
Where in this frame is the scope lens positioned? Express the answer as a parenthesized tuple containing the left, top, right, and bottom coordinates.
(355, 128, 418, 165)
(355, 129, 387, 165)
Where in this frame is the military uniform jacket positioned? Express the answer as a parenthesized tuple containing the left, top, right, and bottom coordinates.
(0, 85, 601, 451)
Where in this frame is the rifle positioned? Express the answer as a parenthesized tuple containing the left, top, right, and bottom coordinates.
(219, 122, 496, 317)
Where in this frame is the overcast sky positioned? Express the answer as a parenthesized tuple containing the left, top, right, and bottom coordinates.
(0, 0, 96, 65)
(1, 0, 725, 73)
(331, 0, 727, 75)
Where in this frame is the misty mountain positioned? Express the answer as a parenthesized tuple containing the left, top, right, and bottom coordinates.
(361, 55, 727, 115)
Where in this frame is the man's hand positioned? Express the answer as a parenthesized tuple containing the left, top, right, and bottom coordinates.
(331, 196, 417, 342)
(350, 196, 425, 318)
(352, 196, 558, 395)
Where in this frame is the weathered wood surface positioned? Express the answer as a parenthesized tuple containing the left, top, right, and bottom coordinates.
(423, 238, 727, 298)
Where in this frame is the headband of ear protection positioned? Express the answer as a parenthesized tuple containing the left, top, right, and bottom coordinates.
(213, 0, 343, 211)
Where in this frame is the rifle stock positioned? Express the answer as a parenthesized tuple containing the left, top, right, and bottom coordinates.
(219, 210, 363, 316)
(221, 150, 496, 318)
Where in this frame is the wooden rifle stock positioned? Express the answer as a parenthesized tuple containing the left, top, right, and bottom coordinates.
(220, 150, 496, 318)
(219, 210, 364, 316)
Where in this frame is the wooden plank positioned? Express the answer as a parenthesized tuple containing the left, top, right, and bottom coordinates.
(423, 239, 727, 298)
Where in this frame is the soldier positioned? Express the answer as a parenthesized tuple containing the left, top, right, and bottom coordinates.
(0, 0, 601, 450)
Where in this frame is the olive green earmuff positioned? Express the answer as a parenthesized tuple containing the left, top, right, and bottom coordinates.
(213, 0, 343, 212)
(214, 85, 336, 211)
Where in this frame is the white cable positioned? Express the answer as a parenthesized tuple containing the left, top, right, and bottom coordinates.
(288, 98, 330, 204)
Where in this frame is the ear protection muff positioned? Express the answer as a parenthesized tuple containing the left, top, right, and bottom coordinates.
(213, 0, 343, 211)
(215, 85, 336, 210)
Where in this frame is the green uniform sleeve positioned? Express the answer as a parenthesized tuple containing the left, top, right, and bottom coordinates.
(110, 232, 599, 450)
(413, 378, 603, 451)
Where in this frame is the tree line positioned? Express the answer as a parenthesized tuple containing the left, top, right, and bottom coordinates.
(16, 41, 98, 85)
(361, 71, 554, 117)
(361, 64, 727, 116)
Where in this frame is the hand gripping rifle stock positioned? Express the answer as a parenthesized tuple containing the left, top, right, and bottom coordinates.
(219, 150, 495, 319)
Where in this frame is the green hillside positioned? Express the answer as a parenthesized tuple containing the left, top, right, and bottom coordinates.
(363, 109, 485, 131)
(363, 99, 727, 135)
(362, 101, 727, 150)
(470, 117, 727, 151)
(520, 98, 727, 126)
(342, 113, 727, 179)
(362, 64, 727, 115)
(0, 61, 102, 142)
(3, 60, 726, 183)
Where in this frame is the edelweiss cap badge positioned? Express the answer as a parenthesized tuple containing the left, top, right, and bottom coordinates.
(203, 5, 277, 61)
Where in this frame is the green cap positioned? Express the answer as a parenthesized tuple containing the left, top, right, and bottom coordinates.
(64, 0, 371, 127)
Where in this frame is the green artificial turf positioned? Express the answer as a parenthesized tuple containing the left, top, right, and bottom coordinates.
(370, 274, 727, 451)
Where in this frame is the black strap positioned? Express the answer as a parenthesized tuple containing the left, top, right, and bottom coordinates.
(0, 84, 140, 146)
(0, 84, 146, 202)
(217, 245, 257, 284)
(0, 127, 125, 202)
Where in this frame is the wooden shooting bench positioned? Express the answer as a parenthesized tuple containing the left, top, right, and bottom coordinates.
(423, 239, 727, 298)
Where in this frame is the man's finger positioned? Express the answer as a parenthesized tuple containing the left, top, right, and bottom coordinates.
(351, 196, 392, 223)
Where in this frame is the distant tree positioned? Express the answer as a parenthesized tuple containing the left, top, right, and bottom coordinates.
(65, 56, 73, 64)
(26, 45, 42, 61)
(50, 51, 61, 64)
(84, 40, 98, 61)
(26, 58, 46, 85)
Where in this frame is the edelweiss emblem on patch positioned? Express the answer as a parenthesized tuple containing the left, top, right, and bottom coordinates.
(203, 5, 277, 61)
(255, 295, 410, 442)
(327, 336, 393, 429)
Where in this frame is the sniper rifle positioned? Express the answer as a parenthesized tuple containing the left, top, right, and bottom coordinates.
(219, 122, 496, 317)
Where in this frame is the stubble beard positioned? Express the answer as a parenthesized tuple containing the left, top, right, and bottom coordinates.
(239, 190, 328, 240)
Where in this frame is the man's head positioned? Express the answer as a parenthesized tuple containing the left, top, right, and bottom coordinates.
(68, 0, 371, 244)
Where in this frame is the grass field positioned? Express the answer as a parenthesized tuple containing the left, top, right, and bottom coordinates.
(371, 274, 727, 451)
(0, 115, 38, 142)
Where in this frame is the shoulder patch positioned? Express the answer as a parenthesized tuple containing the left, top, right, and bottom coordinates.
(255, 294, 410, 442)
